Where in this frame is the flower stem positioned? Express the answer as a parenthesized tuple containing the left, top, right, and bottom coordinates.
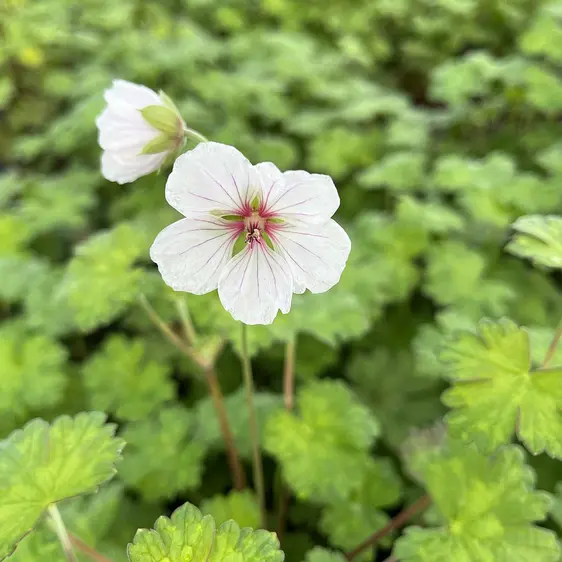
(68, 534, 113, 562)
(240, 323, 267, 528)
(345, 495, 431, 561)
(175, 297, 198, 345)
(204, 364, 246, 490)
(183, 126, 208, 144)
(283, 338, 296, 410)
(276, 338, 296, 541)
(139, 294, 245, 490)
(48, 504, 77, 562)
(542, 316, 562, 368)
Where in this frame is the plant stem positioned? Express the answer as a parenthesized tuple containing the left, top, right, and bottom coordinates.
(139, 294, 245, 491)
(175, 297, 198, 345)
(542, 317, 562, 368)
(283, 338, 296, 410)
(345, 495, 431, 561)
(48, 504, 78, 562)
(69, 533, 113, 562)
(138, 294, 192, 356)
(240, 323, 266, 528)
(204, 364, 246, 490)
(183, 126, 209, 144)
(276, 338, 296, 541)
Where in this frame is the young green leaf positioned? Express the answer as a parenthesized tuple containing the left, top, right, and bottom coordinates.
(82, 335, 175, 421)
(119, 406, 206, 501)
(507, 215, 562, 269)
(442, 318, 562, 457)
(302, 547, 347, 562)
(320, 459, 401, 560)
(265, 380, 379, 503)
(127, 502, 284, 562)
(60, 222, 149, 331)
(393, 444, 560, 562)
(0, 412, 124, 560)
(201, 490, 260, 530)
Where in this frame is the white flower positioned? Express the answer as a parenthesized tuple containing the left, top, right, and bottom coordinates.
(96, 79, 185, 185)
(150, 142, 351, 325)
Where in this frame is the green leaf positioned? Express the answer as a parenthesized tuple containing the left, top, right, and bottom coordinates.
(60, 223, 149, 331)
(265, 380, 379, 503)
(507, 215, 562, 269)
(127, 502, 284, 562)
(423, 241, 486, 306)
(359, 152, 426, 191)
(0, 412, 124, 560)
(139, 105, 181, 136)
(346, 349, 445, 447)
(442, 318, 562, 457)
(320, 459, 401, 560)
(302, 547, 346, 562)
(82, 335, 175, 421)
(0, 322, 67, 423)
(201, 490, 260, 530)
(119, 406, 206, 501)
(393, 444, 560, 562)
(194, 389, 283, 458)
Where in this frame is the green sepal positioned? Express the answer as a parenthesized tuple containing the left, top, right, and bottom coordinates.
(140, 133, 177, 155)
(250, 195, 261, 211)
(262, 231, 275, 250)
(158, 89, 181, 114)
(268, 218, 285, 224)
(140, 105, 180, 136)
(232, 234, 247, 256)
(221, 214, 244, 222)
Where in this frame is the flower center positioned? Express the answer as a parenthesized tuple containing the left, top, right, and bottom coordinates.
(243, 212, 266, 245)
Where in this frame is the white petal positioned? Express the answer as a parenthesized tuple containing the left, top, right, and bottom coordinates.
(270, 219, 351, 294)
(104, 79, 161, 110)
(150, 217, 240, 294)
(218, 242, 293, 325)
(262, 170, 340, 225)
(101, 150, 167, 185)
(96, 106, 158, 152)
(165, 142, 258, 217)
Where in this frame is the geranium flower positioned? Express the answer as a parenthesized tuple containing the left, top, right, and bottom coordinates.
(96, 79, 186, 185)
(150, 142, 351, 325)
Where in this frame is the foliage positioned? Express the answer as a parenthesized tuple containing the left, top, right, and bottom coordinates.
(0, 413, 123, 559)
(4, 0, 562, 560)
(394, 443, 560, 562)
(442, 319, 562, 457)
(127, 502, 283, 562)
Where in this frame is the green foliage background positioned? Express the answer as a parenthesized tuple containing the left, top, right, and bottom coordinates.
(2, 0, 562, 560)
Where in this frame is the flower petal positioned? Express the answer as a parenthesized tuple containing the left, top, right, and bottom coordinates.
(150, 217, 241, 294)
(104, 79, 161, 110)
(96, 106, 158, 152)
(218, 242, 293, 325)
(101, 150, 167, 184)
(269, 219, 351, 294)
(166, 142, 258, 217)
(261, 170, 340, 224)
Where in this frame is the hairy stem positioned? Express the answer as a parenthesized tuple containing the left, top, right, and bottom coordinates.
(276, 338, 296, 541)
(204, 364, 246, 489)
(175, 297, 198, 345)
(183, 126, 209, 143)
(241, 323, 267, 528)
(283, 338, 296, 410)
(345, 495, 431, 561)
(542, 316, 562, 368)
(139, 294, 245, 491)
(69, 533, 113, 562)
(48, 504, 77, 562)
